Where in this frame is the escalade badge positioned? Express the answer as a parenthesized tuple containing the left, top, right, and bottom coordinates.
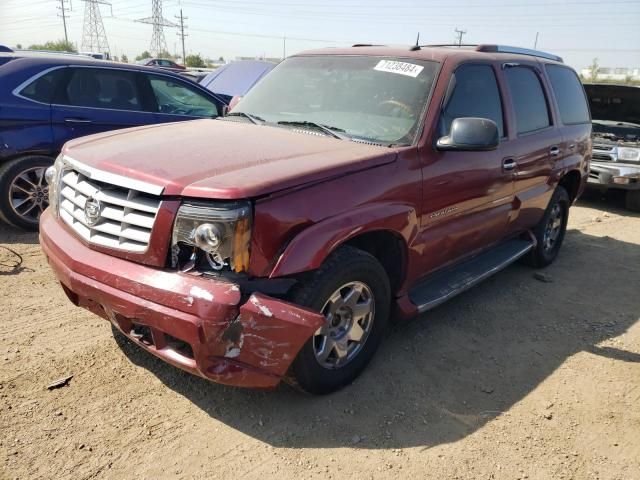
(84, 196, 102, 226)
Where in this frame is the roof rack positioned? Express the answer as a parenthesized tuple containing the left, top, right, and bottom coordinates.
(422, 44, 563, 63)
(476, 45, 563, 63)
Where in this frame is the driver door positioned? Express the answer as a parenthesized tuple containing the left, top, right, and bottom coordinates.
(416, 63, 517, 275)
(140, 74, 221, 123)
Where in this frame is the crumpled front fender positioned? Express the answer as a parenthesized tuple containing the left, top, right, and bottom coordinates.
(205, 293, 326, 381)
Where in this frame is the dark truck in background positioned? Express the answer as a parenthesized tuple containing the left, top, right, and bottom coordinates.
(584, 84, 640, 211)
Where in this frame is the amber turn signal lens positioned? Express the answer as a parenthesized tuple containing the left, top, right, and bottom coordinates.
(233, 217, 251, 272)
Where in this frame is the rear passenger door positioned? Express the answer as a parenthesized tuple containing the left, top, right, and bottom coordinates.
(502, 63, 562, 233)
(51, 67, 155, 146)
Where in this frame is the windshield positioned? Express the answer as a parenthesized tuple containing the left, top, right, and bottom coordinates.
(232, 55, 439, 145)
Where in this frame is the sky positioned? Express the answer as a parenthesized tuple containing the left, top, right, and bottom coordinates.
(1, 0, 639, 70)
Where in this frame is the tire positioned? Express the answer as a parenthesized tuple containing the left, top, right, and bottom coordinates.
(523, 186, 570, 268)
(0, 155, 54, 231)
(625, 190, 640, 212)
(289, 245, 391, 394)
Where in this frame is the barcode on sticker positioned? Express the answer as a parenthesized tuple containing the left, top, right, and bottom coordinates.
(374, 60, 424, 77)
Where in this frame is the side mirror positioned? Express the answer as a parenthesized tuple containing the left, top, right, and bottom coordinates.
(228, 95, 243, 113)
(436, 117, 499, 151)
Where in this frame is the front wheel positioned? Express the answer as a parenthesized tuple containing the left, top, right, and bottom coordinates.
(289, 246, 391, 394)
(0, 156, 54, 230)
(523, 186, 570, 268)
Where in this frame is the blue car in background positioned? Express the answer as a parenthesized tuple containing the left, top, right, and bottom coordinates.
(0, 51, 227, 230)
(200, 60, 275, 104)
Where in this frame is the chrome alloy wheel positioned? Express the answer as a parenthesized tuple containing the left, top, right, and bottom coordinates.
(543, 203, 563, 253)
(9, 166, 49, 222)
(313, 281, 375, 369)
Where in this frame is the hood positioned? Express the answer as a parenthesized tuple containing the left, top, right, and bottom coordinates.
(584, 83, 640, 126)
(62, 119, 396, 199)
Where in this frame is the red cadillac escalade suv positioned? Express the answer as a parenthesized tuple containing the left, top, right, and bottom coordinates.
(40, 45, 591, 394)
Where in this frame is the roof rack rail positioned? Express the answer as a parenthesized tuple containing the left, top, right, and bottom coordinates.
(476, 44, 563, 63)
(352, 43, 384, 47)
(424, 44, 478, 48)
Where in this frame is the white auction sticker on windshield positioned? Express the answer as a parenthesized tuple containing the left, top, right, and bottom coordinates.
(374, 60, 424, 77)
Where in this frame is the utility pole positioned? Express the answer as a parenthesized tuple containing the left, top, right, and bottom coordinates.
(57, 0, 71, 44)
(282, 35, 286, 59)
(137, 0, 177, 57)
(81, 0, 111, 56)
(175, 8, 187, 63)
(454, 27, 467, 46)
(534, 31, 539, 49)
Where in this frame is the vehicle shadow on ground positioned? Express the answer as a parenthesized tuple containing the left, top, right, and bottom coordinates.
(0, 223, 39, 245)
(578, 188, 640, 218)
(114, 227, 639, 450)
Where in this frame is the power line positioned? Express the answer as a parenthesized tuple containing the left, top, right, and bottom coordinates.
(136, 0, 177, 56)
(81, 0, 112, 55)
(175, 8, 187, 61)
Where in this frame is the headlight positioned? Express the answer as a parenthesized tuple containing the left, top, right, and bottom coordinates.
(46, 154, 65, 217)
(171, 201, 252, 273)
(618, 147, 640, 163)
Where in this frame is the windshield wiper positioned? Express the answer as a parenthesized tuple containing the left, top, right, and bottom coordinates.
(225, 112, 265, 124)
(277, 120, 349, 140)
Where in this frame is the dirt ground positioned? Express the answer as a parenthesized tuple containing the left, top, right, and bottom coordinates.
(1, 190, 638, 480)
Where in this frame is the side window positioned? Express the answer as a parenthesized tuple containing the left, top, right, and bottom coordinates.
(62, 68, 142, 111)
(504, 66, 551, 134)
(441, 64, 504, 137)
(546, 65, 590, 125)
(19, 68, 66, 103)
(148, 75, 218, 117)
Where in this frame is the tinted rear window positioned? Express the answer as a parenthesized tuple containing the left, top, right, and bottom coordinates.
(62, 68, 142, 111)
(20, 68, 65, 103)
(505, 66, 551, 134)
(546, 65, 590, 125)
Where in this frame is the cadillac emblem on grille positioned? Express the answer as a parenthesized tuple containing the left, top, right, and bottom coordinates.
(84, 196, 102, 226)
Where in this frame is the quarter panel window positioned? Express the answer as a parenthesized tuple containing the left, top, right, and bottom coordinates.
(546, 65, 590, 125)
(62, 68, 143, 111)
(148, 76, 218, 117)
(19, 69, 66, 103)
(441, 64, 504, 138)
(505, 66, 551, 134)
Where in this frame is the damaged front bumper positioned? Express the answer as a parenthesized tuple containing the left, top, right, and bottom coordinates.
(39, 210, 325, 389)
(588, 162, 640, 190)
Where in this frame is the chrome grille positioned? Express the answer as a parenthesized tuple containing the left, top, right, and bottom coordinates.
(592, 144, 617, 162)
(58, 168, 161, 252)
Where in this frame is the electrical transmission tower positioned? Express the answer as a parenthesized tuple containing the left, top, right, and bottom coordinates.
(137, 0, 177, 57)
(81, 0, 111, 56)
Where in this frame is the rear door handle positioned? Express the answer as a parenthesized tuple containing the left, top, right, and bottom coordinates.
(64, 117, 92, 123)
(503, 158, 517, 171)
(550, 146, 561, 157)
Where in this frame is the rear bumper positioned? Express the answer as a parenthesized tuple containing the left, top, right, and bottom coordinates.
(39, 210, 324, 389)
(588, 162, 640, 191)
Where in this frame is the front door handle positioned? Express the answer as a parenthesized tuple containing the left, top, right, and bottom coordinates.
(503, 158, 517, 171)
(550, 146, 561, 157)
(64, 117, 92, 123)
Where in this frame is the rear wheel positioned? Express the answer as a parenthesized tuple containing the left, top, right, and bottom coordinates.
(0, 156, 54, 230)
(523, 186, 570, 268)
(625, 190, 640, 212)
(289, 246, 390, 394)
